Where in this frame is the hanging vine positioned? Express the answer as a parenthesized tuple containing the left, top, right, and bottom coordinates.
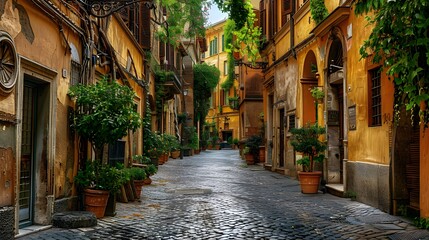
(154, 0, 209, 46)
(355, 0, 429, 128)
(310, 0, 329, 25)
(221, 20, 236, 90)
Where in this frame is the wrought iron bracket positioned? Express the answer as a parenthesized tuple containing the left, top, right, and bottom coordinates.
(81, 0, 154, 18)
(234, 59, 268, 70)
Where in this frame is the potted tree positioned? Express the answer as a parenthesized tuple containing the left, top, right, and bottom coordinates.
(290, 123, 326, 194)
(69, 76, 141, 218)
(244, 135, 262, 165)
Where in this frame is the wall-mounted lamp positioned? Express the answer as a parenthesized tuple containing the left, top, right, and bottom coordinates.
(183, 89, 188, 96)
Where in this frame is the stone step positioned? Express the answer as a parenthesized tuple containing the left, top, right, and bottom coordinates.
(52, 211, 97, 229)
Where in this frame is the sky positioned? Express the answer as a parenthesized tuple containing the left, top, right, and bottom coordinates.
(206, 3, 228, 26)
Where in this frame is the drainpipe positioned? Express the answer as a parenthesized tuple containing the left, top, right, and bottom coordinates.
(290, 0, 295, 53)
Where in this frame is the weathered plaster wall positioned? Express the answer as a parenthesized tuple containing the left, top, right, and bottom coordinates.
(346, 11, 394, 166)
(294, 3, 315, 45)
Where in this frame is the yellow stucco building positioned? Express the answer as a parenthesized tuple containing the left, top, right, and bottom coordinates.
(203, 20, 240, 146)
(260, 0, 429, 217)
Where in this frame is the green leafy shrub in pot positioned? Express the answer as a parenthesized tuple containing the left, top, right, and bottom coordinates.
(290, 123, 326, 172)
(74, 161, 125, 194)
(127, 167, 147, 181)
(244, 135, 262, 158)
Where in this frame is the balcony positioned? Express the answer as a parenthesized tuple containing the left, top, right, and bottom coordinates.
(160, 64, 182, 97)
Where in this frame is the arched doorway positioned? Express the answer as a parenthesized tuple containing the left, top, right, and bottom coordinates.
(325, 33, 346, 185)
(301, 50, 318, 125)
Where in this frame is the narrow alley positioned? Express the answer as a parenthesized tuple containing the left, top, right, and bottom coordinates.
(19, 150, 429, 240)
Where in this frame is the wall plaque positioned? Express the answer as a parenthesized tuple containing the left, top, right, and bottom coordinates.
(348, 105, 356, 130)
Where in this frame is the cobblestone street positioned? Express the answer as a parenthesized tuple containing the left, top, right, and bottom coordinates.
(19, 150, 429, 240)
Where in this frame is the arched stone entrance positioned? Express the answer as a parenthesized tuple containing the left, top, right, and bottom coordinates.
(325, 30, 347, 186)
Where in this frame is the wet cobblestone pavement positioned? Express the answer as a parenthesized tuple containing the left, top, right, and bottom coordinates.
(19, 150, 429, 239)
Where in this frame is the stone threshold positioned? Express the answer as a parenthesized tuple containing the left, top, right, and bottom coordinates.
(326, 183, 344, 197)
(16, 225, 52, 238)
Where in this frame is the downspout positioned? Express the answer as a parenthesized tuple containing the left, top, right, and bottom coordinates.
(290, 0, 295, 55)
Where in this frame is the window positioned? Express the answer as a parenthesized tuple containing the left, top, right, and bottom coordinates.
(70, 60, 81, 85)
(369, 68, 382, 126)
(222, 34, 225, 52)
(282, 0, 292, 26)
(209, 37, 218, 56)
(260, 1, 266, 40)
(224, 61, 228, 75)
(288, 114, 296, 132)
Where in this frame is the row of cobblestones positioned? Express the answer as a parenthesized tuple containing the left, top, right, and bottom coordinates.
(19, 150, 429, 239)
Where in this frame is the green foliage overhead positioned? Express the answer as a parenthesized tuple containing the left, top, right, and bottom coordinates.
(155, 0, 209, 45)
(310, 0, 329, 24)
(68, 76, 142, 154)
(229, 1, 262, 64)
(193, 63, 220, 127)
(221, 20, 236, 90)
(354, 0, 429, 127)
(214, 0, 248, 29)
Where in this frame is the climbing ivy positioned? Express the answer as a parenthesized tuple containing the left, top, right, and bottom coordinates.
(221, 20, 236, 91)
(310, 0, 329, 25)
(155, 0, 209, 45)
(230, 0, 262, 65)
(213, 0, 248, 29)
(193, 63, 220, 132)
(354, 0, 429, 127)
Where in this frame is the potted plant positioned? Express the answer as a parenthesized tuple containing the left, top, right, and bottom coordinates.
(74, 161, 125, 218)
(243, 147, 254, 165)
(126, 167, 147, 199)
(162, 133, 180, 159)
(69, 76, 142, 218)
(232, 138, 239, 149)
(143, 164, 158, 185)
(244, 135, 262, 164)
(310, 86, 324, 103)
(290, 123, 326, 194)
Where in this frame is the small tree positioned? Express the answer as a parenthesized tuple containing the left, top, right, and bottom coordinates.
(69, 76, 142, 160)
(290, 124, 326, 172)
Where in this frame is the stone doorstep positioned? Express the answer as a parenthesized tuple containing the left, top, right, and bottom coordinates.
(326, 184, 344, 197)
(15, 225, 52, 239)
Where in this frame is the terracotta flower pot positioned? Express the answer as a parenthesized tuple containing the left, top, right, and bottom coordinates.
(143, 177, 152, 185)
(133, 179, 145, 199)
(84, 188, 109, 218)
(171, 150, 180, 159)
(298, 171, 322, 194)
(244, 153, 254, 165)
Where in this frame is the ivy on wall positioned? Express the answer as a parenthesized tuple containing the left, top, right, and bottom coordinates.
(310, 0, 329, 25)
(355, 0, 429, 127)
